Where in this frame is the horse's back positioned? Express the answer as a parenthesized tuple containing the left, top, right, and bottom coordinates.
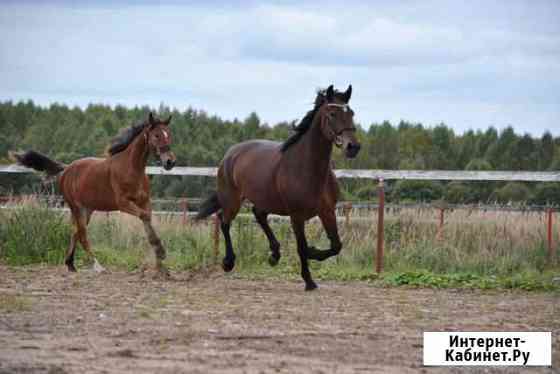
(63, 157, 107, 179)
(220, 140, 286, 212)
(222, 140, 282, 179)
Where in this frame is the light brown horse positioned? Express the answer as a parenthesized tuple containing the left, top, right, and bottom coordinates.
(11, 113, 176, 275)
(197, 85, 361, 290)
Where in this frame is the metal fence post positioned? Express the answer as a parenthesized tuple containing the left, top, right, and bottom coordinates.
(376, 178, 385, 274)
(547, 208, 554, 262)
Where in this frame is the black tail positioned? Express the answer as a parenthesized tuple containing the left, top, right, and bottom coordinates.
(196, 192, 221, 220)
(10, 150, 65, 177)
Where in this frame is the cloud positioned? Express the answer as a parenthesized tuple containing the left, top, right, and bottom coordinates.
(0, 0, 559, 135)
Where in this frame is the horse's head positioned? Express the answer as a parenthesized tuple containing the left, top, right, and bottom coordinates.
(146, 112, 176, 170)
(318, 85, 361, 159)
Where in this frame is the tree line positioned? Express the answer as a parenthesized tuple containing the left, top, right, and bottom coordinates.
(1, 100, 559, 205)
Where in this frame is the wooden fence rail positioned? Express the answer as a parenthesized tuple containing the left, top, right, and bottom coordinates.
(2, 164, 560, 182)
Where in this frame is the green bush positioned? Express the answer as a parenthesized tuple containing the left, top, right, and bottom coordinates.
(391, 180, 443, 202)
(0, 203, 72, 265)
(354, 184, 377, 200)
(495, 182, 531, 203)
(444, 182, 473, 204)
(530, 183, 560, 206)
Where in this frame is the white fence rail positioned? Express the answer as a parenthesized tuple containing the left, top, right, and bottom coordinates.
(1, 164, 560, 182)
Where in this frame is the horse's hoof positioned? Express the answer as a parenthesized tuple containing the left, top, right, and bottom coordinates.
(305, 282, 318, 291)
(268, 254, 280, 267)
(93, 259, 107, 273)
(222, 258, 235, 272)
(153, 269, 171, 280)
(66, 264, 77, 272)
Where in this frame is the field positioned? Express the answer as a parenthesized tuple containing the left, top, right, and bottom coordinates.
(0, 201, 559, 373)
(0, 266, 558, 374)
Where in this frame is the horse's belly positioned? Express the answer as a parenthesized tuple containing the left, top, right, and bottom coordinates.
(246, 192, 290, 215)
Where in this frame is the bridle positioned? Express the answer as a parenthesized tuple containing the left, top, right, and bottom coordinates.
(322, 103, 356, 147)
(144, 125, 171, 156)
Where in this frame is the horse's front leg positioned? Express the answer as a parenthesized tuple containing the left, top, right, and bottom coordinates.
(117, 197, 151, 221)
(117, 198, 167, 276)
(305, 209, 342, 262)
(290, 217, 317, 291)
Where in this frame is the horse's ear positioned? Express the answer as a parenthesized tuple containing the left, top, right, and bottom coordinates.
(343, 85, 352, 103)
(164, 115, 172, 126)
(148, 112, 156, 126)
(326, 85, 334, 102)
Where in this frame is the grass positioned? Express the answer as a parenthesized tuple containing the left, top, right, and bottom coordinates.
(1, 200, 559, 291)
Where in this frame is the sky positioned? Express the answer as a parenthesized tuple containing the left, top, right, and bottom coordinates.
(1, 0, 559, 135)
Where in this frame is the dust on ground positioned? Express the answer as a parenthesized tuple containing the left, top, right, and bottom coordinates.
(0, 265, 558, 374)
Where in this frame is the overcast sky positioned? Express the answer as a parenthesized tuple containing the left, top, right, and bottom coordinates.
(1, 0, 559, 135)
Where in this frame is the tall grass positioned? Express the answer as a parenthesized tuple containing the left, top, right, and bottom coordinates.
(0, 197, 71, 265)
(0, 201, 558, 290)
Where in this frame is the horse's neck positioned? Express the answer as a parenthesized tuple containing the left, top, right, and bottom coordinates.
(286, 115, 333, 185)
(122, 131, 149, 175)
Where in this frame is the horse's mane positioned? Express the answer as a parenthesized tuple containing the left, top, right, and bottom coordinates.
(106, 120, 147, 156)
(280, 88, 346, 152)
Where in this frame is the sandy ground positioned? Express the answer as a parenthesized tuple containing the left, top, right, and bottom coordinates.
(0, 265, 558, 374)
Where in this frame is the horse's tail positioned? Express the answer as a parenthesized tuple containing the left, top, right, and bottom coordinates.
(195, 191, 221, 220)
(9, 150, 65, 177)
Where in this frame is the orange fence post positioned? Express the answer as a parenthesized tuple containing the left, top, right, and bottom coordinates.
(213, 214, 220, 263)
(547, 208, 554, 262)
(437, 208, 445, 241)
(343, 202, 352, 228)
(181, 198, 188, 225)
(376, 178, 385, 274)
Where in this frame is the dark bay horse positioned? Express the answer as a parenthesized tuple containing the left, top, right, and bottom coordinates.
(11, 113, 176, 275)
(197, 85, 361, 290)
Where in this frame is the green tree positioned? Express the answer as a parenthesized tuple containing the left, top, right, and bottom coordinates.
(539, 132, 555, 170)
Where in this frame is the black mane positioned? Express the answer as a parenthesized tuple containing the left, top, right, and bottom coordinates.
(280, 88, 346, 152)
(106, 120, 147, 156)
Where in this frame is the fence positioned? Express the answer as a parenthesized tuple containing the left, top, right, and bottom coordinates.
(2, 164, 559, 271)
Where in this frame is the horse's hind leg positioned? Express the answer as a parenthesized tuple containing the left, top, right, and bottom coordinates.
(75, 208, 106, 273)
(64, 209, 79, 271)
(218, 191, 241, 272)
(65, 231, 78, 272)
(252, 207, 280, 266)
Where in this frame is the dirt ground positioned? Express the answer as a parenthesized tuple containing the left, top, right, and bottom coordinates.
(0, 265, 558, 374)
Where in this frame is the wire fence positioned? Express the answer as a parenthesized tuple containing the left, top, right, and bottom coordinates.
(2, 165, 559, 271)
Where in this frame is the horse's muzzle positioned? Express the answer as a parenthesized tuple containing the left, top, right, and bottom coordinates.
(159, 151, 176, 171)
(345, 142, 361, 159)
(163, 159, 176, 170)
